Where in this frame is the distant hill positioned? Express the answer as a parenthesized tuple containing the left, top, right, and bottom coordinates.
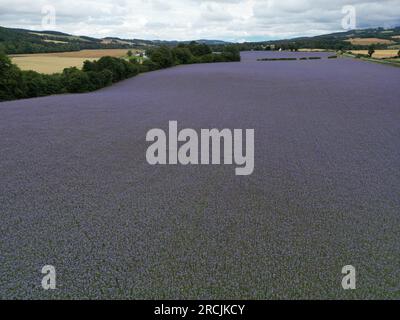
(293, 26, 400, 48)
(0, 26, 231, 55)
(195, 39, 230, 45)
(2, 25, 399, 55)
(237, 26, 400, 51)
(145, 39, 231, 46)
(0, 27, 154, 54)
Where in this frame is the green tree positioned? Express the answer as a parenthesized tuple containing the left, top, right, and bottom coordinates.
(188, 42, 212, 56)
(222, 45, 241, 61)
(141, 59, 159, 72)
(0, 52, 26, 101)
(172, 47, 193, 64)
(85, 69, 113, 90)
(21, 71, 49, 97)
(82, 60, 97, 72)
(86, 56, 138, 82)
(62, 67, 91, 93)
(127, 50, 133, 57)
(149, 46, 175, 69)
(199, 54, 216, 63)
(368, 45, 375, 58)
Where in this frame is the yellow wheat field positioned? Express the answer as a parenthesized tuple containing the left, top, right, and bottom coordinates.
(350, 49, 400, 58)
(346, 38, 396, 45)
(298, 49, 327, 52)
(10, 49, 139, 74)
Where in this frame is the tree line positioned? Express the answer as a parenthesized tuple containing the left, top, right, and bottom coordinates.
(0, 42, 241, 102)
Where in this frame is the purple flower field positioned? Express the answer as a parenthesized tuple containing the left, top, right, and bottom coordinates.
(0, 52, 399, 299)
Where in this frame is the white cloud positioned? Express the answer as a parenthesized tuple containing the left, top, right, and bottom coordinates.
(0, 0, 399, 41)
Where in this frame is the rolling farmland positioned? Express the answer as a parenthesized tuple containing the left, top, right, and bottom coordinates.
(0, 52, 399, 299)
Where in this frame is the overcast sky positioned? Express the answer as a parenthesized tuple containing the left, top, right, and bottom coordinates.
(1, 0, 399, 41)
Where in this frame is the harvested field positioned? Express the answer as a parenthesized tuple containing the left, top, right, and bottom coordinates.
(36, 49, 136, 58)
(10, 56, 95, 74)
(350, 49, 400, 58)
(298, 48, 327, 52)
(43, 39, 69, 44)
(10, 49, 138, 74)
(346, 37, 396, 45)
(1, 52, 400, 299)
